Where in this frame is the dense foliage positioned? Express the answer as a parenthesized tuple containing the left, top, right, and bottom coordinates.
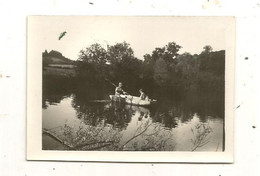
(75, 41, 225, 100)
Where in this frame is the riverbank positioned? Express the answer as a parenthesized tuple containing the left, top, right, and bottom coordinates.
(43, 66, 76, 77)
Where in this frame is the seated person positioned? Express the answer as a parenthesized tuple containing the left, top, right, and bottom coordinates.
(139, 89, 148, 100)
(115, 82, 126, 96)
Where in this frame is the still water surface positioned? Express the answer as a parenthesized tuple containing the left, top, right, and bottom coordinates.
(43, 94, 224, 151)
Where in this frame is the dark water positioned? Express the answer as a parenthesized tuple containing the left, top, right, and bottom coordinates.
(42, 77, 224, 151)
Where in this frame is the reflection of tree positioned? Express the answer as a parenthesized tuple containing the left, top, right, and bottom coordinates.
(71, 95, 132, 130)
(180, 91, 224, 122)
(43, 117, 215, 151)
(152, 112, 178, 129)
(42, 99, 48, 109)
(150, 98, 222, 128)
(43, 119, 176, 151)
(150, 103, 180, 128)
(124, 105, 150, 122)
(42, 76, 76, 108)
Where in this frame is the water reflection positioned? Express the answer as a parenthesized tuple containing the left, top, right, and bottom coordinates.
(42, 94, 224, 151)
(72, 100, 133, 129)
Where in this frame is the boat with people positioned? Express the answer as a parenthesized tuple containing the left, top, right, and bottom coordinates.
(109, 94, 157, 106)
(106, 81, 157, 106)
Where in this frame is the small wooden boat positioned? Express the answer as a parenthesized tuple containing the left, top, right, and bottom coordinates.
(109, 95, 156, 106)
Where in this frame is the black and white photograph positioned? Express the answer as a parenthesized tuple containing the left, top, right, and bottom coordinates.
(27, 16, 235, 162)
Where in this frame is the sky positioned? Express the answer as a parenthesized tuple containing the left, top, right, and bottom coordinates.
(29, 16, 233, 60)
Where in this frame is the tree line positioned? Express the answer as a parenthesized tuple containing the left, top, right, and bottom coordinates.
(75, 41, 225, 99)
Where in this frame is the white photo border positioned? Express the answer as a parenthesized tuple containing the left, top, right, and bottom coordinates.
(27, 16, 235, 163)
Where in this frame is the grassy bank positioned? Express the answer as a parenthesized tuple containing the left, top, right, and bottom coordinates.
(43, 66, 76, 77)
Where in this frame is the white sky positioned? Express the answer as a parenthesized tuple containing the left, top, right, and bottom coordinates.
(29, 16, 232, 60)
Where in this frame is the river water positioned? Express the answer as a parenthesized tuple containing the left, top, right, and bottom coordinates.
(42, 93, 224, 151)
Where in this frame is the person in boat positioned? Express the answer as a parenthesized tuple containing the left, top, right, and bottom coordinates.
(139, 89, 148, 101)
(115, 82, 126, 96)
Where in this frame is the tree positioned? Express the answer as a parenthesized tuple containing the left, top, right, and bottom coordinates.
(147, 42, 182, 71)
(142, 54, 154, 76)
(202, 45, 213, 54)
(143, 54, 153, 65)
(77, 43, 108, 84)
(107, 42, 134, 64)
(142, 42, 182, 87)
(199, 45, 213, 71)
(175, 52, 199, 89)
(106, 42, 141, 90)
(176, 52, 198, 76)
(78, 43, 107, 65)
(153, 58, 169, 86)
(197, 49, 225, 93)
(163, 42, 182, 64)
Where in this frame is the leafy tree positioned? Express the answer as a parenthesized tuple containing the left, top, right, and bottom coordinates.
(143, 54, 153, 65)
(77, 43, 108, 84)
(153, 58, 169, 86)
(202, 45, 213, 54)
(175, 52, 199, 89)
(73, 41, 224, 98)
(142, 42, 182, 87)
(199, 46, 212, 71)
(163, 42, 182, 65)
(197, 49, 225, 93)
(142, 54, 154, 80)
(78, 43, 107, 65)
(107, 42, 134, 64)
(106, 42, 141, 90)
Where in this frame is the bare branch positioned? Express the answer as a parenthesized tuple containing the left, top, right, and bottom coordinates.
(122, 122, 153, 147)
